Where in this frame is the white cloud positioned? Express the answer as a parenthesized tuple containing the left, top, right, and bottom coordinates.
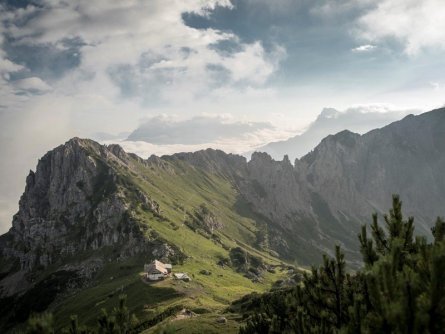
(258, 104, 418, 161)
(0, 57, 24, 74)
(13, 77, 52, 94)
(430, 82, 445, 92)
(356, 0, 445, 55)
(314, 104, 417, 134)
(0, 28, 26, 107)
(96, 113, 295, 159)
(351, 44, 376, 52)
(106, 124, 294, 159)
(3, 0, 281, 105)
(126, 114, 274, 144)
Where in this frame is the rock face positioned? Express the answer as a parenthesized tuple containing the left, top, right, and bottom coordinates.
(2, 138, 154, 272)
(239, 108, 445, 262)
(241, 152, 311, 223)
(300, 110, 445, 236)
(194, 204, 224, 233)
(165, 148, 248, 179)
(0, 138, 178, 301)
(238, 152, 358, 263)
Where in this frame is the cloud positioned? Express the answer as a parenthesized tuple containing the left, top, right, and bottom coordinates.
(257, 104, 418, 161)
(351, 44, 376, 52)
(97, 114, 295, 159)
(0, 57, 23, 74)
(13, 77, 52, 94)
(430, 82, 445, 92)
(315, 104, 416, 125)
(1, 0, 282, 106)
(127, 114, 274, 144)
(108, 123, 293, 158)
(356, 0, 445, 55)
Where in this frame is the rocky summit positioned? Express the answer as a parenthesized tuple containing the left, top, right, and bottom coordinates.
(0, 108, 444, 332)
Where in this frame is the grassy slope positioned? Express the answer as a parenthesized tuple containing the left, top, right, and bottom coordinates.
(50, 154, 290, 332)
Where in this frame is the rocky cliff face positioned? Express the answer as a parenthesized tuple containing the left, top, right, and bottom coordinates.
(238, 151, 360, 263)
(166, 148, 248, 179)
(242, 152, 310, 220)
(236, 108, 445, 262)
(0, 138, 177, 298)
(300, 109, 445, 236)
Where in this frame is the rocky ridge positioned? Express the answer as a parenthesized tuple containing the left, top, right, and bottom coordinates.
(0, 138, 179, 298)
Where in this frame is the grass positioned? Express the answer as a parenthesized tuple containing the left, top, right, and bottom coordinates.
(144, 313, 241, 334)
(42, 149, 294, 332)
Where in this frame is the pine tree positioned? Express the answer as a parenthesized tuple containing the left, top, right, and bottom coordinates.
(97, 309, 116, 334)
(432, 217, 445, 243)
(26, 313, 55, 334)
(239, 313, 271, 334)
(65, 315, 89, 334)
(238, 195, 445, 334)
(113, 294, 131, 334)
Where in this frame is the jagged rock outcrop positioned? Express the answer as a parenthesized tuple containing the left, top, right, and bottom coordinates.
(238, 151, 358, 263)
(194, 204, 224, 233)
(0, 138, 180, 299)
(246, 109, 445, 261)
(166, 148, 248, 179)
(135, 189, 161, 215)
(241, 152, 311, 222)
(299, 109, 445, 237)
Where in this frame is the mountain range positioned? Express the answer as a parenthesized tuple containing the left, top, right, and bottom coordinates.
(257, 106, 411, 161)
(0, 107, 444, 332)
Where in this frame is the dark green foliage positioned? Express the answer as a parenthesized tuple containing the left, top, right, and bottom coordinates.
(26, 313, 54, 334)
(191, 307, 211, 314)
(97, 309, 116, 334)
(128, 304, 183, 333)
(229, 247, 264, 273)
(256, 223, 270, 251)
(24, 294, 139, 334)
(96, 294, 139, 334)
(3, 270, 80, 330)
(153, 323, 176, 334)
(230, 247, 249, 271)
(64, 315, 89, 334)
(184, 203, 221, 236)
(432, 217, 445, 243)
(238, 195, 445, 334)
(239, 313, 271, 334)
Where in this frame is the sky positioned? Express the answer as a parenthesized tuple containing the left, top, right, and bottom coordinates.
(1, 0, 445, 232)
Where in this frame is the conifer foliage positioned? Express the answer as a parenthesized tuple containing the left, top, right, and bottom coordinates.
(25, 294, 137, 334)
(239, 195, 445, 334)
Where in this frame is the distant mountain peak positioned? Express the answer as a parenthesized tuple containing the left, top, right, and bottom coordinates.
(318, 107, 339, 120)
(256, 106, 414, 161)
